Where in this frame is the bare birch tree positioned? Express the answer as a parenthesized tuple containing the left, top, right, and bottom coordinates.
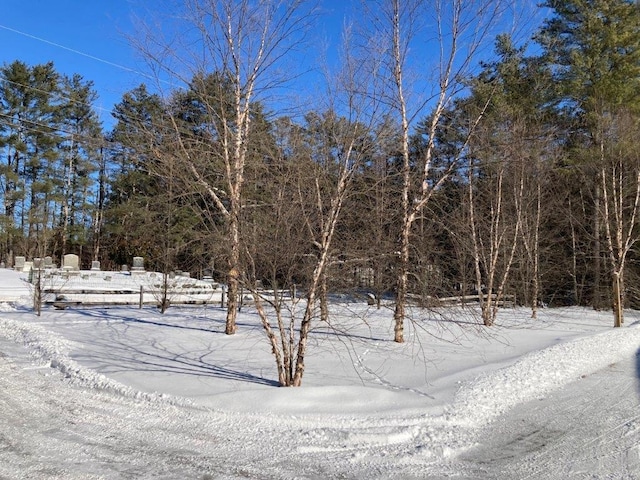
(247, 25, 383, 386)
(134, 0, 315, 335)
(460, 58, 534, 326)
(467, 148, 523, 326)
(363, 0, 505, 341)
(247, 113, 376, 386)
(599, 111, 640, 327)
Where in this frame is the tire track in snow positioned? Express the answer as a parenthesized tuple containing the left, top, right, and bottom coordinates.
(454, 356, 640, 480)
(298, 325, 640, 477)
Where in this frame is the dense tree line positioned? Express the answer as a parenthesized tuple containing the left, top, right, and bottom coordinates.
(2, 0, 640, 340)
(0, 61, 103, 263)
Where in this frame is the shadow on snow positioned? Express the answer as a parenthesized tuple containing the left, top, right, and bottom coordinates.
(60, 307, 279, 387)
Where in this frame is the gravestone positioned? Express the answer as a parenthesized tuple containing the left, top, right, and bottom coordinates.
(90, 260, 101, 271)
(44, 256, 54, 269)
(14, 256, 25, 272)
(131, 257, 145, 272)
(121, 264, 129, 272)
(33, 258, 43, 270)
(63, 254, 80, 271)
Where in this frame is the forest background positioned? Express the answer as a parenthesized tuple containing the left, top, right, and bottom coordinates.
(1, 0, 640, 354)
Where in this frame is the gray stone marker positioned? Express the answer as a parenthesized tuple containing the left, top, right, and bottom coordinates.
(14, 256, 25, 272)
(63, 254, 80, 271)
(131, 257, 145, 272)
(90, 260, 101, 271)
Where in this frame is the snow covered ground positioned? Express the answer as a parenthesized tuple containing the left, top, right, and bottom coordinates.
(0, 267, 639, 479)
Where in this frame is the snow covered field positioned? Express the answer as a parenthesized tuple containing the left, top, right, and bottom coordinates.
(0, 267, 639, 479)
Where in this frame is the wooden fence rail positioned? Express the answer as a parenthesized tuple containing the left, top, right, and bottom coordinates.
(44, 285, 224, 310)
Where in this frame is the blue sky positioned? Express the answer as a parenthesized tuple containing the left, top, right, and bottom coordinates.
(0, 1, 354, 130)
(0, 0, 147, 128)
(0, 1, 541, 131)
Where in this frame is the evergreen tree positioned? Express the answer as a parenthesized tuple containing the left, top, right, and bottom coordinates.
(537, 0, 640, 320)
(103, 85, 168, 267)
(58, 73, 103, 260)
(0, 61, 62, 262)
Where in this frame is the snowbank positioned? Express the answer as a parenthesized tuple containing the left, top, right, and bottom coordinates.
(0, 316, 193, 407)
(449, 323, 640, 427)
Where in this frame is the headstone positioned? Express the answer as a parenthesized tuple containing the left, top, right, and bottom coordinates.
(63, 254, 80, 271)
(0, 261, 4, 269)
(44, 256, 54, 269)
(131, 256, 145, 272)
(33, 258, 43, 269)
(14, 256, 25, 272)
(121, 264, 129, 272)
(90, 260, 101, 271)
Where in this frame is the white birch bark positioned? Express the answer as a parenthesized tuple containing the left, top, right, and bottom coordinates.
(381, 0, 504, 342)
(136, 0, 312, 335)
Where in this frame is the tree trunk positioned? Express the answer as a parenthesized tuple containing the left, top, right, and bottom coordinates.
(612, 271, 623, 328)
(389, 0, 412, 344)
(292, 294, 315, 387)
(320, 272, 328, 322)
(393, 221, 410, 342)
(225, 208, 240, 335)
(92, 147, 106, 262)
(531, 183, 542, 319)
(593, 166, 603, 310)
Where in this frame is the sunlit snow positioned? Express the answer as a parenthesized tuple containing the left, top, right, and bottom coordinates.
(0, 268, 639, 479)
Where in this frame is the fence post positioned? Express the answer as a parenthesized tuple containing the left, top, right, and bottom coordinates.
(139, 286, 143, 309)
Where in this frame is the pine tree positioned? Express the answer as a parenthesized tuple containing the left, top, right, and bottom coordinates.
(103, 84, 167, 267)
(58, 73, 102, 260)
(0, 61, 62, 262)
(537, 0, 640, 324)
